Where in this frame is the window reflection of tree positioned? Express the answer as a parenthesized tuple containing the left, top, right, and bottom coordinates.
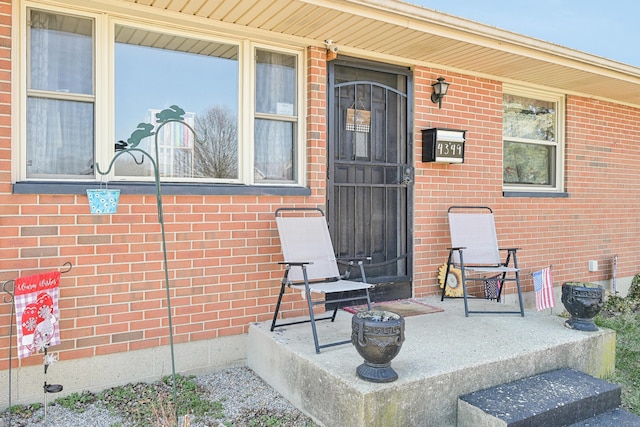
(504, 142, 551, 185)
(192, 107, 238, 179)
(112, 27, 239, 181)
(503, 95, 555, 185)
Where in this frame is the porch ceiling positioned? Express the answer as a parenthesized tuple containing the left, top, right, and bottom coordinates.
(125, 0, 640, 107)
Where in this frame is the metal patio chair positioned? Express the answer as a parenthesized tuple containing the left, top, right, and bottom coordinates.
(441, 206, 525, 317)
(270, 207, 373, 353)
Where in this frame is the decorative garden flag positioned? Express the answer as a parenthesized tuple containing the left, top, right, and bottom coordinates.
(533, 267, 556, 311)
(14, 271, 61, 359)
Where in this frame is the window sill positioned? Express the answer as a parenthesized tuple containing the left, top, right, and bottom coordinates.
(13, 181, 312, 196)
(503, 191, 568, 198)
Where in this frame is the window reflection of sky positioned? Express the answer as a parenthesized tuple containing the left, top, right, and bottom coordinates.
(115, 43, 238, 142)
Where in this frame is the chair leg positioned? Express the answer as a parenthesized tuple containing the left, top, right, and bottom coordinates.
(515, 271, 525, 317)
(329, 291, 344, 322)
(272, 266, 373, 353)
(441, 265, 449, 301)
(270, 279, 288, 331)
(357, 263, 373, 310)
(441, 251, 454, 301)
(461, 280, 470, 317)
(513, 253, 525, 317)
(301, 267, 322, 354)
(458, 252, 470, 317)
(307, 298, 321, 354)
(495, 272, 506, 302)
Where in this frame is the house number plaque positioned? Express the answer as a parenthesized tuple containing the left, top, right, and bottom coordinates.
(421, 128, 466, 163)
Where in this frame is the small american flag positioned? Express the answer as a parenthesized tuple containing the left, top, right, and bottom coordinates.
(533, 267, 555, 311)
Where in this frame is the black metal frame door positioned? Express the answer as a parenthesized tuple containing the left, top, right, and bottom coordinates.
(327, 58, 413, 301)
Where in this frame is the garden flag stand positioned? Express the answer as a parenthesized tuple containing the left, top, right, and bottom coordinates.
(2, 262, 71, 425)
(14, 270, 61, 359)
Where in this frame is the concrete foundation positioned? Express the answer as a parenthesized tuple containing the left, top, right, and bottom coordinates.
(248, 297, 616, 427)
(1, 333, 247, 410)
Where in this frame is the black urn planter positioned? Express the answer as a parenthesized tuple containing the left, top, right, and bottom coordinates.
(351, 310, 405, 383)
(561, 282, 604, 331)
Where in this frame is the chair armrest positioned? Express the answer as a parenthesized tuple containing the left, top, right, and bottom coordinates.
(336, 257, 372, 281)
(278, 261, 313, 266)
(498, 248, 519, 268)
(448, 247, 466, 251)
(336, 256, 372, 264)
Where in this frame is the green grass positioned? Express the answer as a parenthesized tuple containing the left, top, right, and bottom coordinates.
(596, 310, 640, 415)
(595, 274, 640, 416)
(38, 374, 224, 426)
(256, 414, 311, 426)
(7, 402, 42, 418)
(94, 374, 225, 425)
(55, 390, 99, 412)
(2, 371, 312, 427)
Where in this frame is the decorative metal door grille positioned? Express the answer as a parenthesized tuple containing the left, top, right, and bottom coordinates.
(328, 63, 413, 292)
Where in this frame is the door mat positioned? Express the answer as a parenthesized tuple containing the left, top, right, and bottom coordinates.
(343, 298, 444, 317)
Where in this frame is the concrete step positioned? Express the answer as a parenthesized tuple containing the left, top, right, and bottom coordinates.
(568, 408, 640, 426)
(248, 297, 616, 427)
(457, 368, 626, 427)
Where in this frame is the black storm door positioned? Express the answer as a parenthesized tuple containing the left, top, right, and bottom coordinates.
(327, 59, 413, 300)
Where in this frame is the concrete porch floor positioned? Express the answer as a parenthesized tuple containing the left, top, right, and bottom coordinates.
(247, 297, 616, 427)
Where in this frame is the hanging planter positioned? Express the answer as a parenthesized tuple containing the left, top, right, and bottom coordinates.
(86, 188, 120, 214)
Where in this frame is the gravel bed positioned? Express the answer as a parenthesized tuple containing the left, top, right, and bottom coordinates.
(1, 367, 320, 427)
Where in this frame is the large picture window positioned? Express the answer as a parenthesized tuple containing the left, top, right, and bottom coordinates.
(20, 4, 304, 187)
(113, 26, 240, 181)
(503, 86, 564, 192)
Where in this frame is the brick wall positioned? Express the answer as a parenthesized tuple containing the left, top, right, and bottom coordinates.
(412, 69, 640, 297)
(2, 33, 640, 373)
(0, 43, 328, 370)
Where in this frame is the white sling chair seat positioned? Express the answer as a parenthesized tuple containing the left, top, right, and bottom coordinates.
(441, 206, 525, 317)
(270, 208, 373, 353)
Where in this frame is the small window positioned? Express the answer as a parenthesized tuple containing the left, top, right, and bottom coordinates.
(503, 86, 564, 192)
(254, 49, 297, 183)
(26, 10, 95, 179)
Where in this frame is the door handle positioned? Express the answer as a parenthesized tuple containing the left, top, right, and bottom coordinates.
(402, 167, 413, 186)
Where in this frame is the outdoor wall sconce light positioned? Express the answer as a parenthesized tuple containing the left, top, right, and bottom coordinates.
(430, 77, 450, 109)
(325, 39, 339, 61)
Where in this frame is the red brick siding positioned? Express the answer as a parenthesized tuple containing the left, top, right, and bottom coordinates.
(413, 69, 640, 297)
(1, 23, 640, 370)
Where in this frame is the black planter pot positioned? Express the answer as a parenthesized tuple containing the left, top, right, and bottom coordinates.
(561, 282, 604, 331)
(351, 310, 405, 383)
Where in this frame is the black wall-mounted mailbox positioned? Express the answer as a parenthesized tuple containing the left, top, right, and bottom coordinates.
(421, 128, 466, 163)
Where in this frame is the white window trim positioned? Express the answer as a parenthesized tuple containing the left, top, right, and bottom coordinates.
(249, 42, 306, 186)
(15, 2, 103, 183)
(502, 83, 565, 193)
(106, 18, 247, 185)
(14, 0, 307, 188)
